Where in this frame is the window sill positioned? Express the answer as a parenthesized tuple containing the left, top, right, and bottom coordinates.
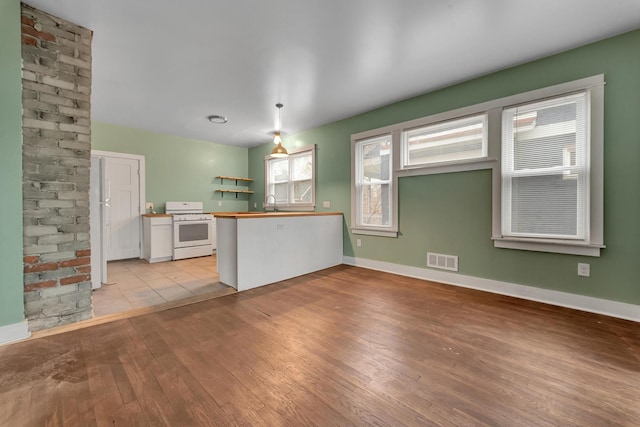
(493, 237, 604, 257)
(265, 205, 315, 212)
(352, 228, 398, 238)
(397, 158, 496, 177)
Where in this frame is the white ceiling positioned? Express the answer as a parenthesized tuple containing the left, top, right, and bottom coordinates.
(23, 0, 640, 148)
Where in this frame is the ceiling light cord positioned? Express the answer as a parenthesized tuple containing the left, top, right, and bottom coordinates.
(276, 102, 283, 134)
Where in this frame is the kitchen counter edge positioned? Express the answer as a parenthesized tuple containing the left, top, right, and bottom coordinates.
(212, 211, 343, 219)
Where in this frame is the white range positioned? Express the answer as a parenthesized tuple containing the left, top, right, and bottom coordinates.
(165, 201, 215, 260)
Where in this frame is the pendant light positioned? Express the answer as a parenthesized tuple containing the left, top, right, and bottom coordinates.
(271, 103, 288, 157)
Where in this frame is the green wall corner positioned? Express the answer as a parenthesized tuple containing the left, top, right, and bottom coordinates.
(0, 0, 26, 327)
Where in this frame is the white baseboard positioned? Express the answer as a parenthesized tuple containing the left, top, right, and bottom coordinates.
(0, 320, 31, 346)
(343, 256, 640, 323)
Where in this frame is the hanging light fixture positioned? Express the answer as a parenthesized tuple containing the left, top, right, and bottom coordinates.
(271, 103, 288, 158)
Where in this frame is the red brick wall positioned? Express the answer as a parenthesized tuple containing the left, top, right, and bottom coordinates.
(21, 3, 94, 331)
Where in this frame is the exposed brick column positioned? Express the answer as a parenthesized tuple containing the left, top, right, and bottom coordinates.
(21, 4, 93, 331)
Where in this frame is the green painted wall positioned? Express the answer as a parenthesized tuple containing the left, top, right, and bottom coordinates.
(92, 122, 250, 213)
(249, 29, 640, 305)
(0, 0, 26, 327)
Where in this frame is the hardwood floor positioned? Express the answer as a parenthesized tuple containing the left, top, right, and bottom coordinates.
(1, 265, 639, 426)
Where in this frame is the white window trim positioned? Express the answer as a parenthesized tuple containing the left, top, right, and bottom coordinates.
(401, 113, 489, 170)
(491, 75, 605, 257)
(351, 130, 399, 237)
(264, 145, 316, 212)
(350, 74, 604, 255)
(398, 108, 498, 176)
(500, 92, 589, 241)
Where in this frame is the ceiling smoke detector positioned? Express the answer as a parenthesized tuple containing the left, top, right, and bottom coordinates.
(207, 115, 228, 124)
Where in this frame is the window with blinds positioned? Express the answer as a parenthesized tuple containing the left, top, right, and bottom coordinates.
(350, 74, 603, 251)
(403, 114, 487, 167)
(501, 92, 589, 240)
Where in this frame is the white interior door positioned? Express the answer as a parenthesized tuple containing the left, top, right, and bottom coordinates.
(90, 156, 107, 289)
(105, 156, 141, 261)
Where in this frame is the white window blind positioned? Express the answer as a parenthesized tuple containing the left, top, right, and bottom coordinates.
(501, 92, 589, 240)
(403, 114, 487, 167)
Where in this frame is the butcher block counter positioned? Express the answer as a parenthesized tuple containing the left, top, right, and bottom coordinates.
(212, 211, 341, 218)
(213, 212, 343, 291)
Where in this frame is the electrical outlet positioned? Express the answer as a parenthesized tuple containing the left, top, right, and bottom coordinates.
(578, 263, 590, 277)
(356, 239, 361, 247)
(218, 201, 222, 207)
(323, 201, 331, 208)
(145, 202, 153, 210)
(254, 202, 257, 208)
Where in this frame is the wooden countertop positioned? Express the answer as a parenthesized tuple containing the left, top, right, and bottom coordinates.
(142, 213, 172, 217)
(212, 211, 343, 219)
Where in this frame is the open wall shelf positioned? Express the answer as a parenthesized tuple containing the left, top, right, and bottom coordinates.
(216, 176, 254, 185)
(215, 175, 254, 198)
(216, 189, 254, 198)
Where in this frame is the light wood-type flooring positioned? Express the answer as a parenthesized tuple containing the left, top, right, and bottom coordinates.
(1, 265, 639, 426)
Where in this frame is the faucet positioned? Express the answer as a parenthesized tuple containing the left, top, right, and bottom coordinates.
(265, 194, 278, 212)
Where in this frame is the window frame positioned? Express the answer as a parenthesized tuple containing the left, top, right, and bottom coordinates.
(350, 74, 604, 255)
(351, 130, 399, 237)
(492, 75, 604, 256)
(264, 145, 316, 211)
(500, 91, 589, 241)
(401, 113, 489, 169)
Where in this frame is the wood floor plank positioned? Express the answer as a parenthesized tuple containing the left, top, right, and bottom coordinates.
(1, 265, 639, 426)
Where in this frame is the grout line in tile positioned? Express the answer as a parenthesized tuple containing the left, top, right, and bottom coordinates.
(96, 255, 220, 317)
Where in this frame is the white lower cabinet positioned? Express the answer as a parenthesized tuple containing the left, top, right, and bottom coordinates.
(143, 216, 173, 263)
(216, 214, 343, 291)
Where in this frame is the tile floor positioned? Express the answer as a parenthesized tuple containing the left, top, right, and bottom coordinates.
(92, 255, 231, 317)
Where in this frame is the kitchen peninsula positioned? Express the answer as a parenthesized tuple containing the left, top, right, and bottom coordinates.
(213, 212, 343, 291)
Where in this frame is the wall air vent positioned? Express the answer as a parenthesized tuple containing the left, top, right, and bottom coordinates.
(427, 252, 459, 272)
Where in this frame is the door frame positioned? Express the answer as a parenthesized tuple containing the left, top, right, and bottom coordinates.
(90, 150, 146, 287)
(90, 155, 106, 289)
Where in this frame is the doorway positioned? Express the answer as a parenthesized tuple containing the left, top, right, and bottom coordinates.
(90, 150, 145, 290)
